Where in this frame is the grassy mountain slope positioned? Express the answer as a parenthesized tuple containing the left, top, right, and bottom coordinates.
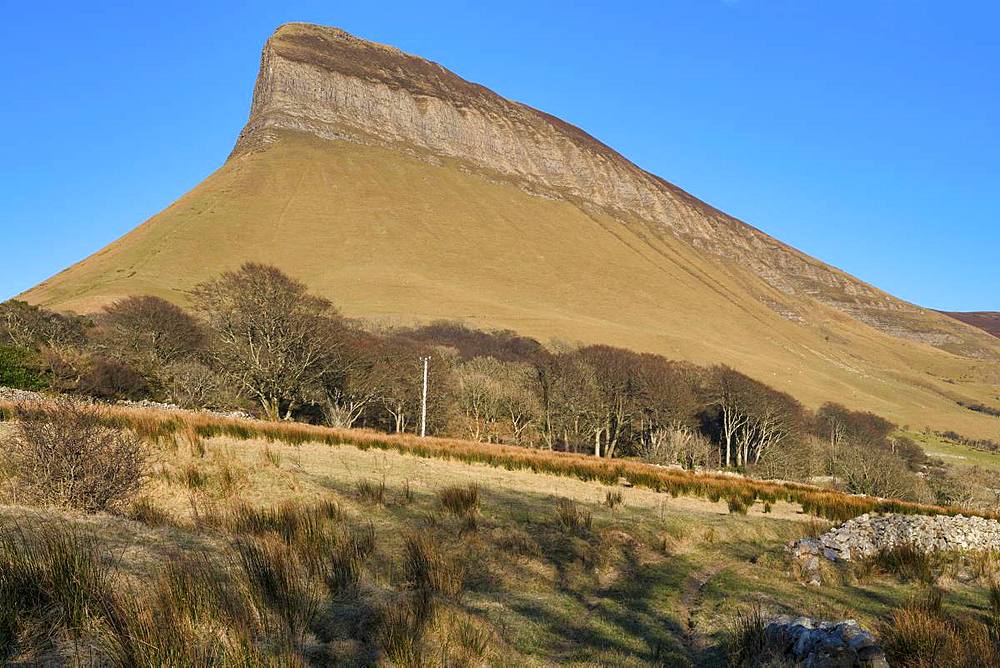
(22, 131, 999, 438)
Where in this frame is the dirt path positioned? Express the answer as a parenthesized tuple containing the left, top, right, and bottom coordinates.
(680, 563, 728, 664)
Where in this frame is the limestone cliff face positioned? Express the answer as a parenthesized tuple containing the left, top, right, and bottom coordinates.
(232, 23, 987, 356)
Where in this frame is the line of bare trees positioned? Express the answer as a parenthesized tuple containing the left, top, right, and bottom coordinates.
(0, 263, 956, 502)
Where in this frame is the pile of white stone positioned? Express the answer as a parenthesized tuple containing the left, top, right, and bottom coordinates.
(0, 386, 48, 405)
(797, 512, 1000, 563)
(763, 616, 887, 667)
(790, 512, 1000, 586)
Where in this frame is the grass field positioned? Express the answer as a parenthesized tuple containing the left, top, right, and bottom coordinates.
(1, 405, 998, 665)
(906, 429, 1000, 472)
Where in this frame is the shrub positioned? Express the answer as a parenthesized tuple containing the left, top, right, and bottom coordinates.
(78, 356, 151, 400)
(7, 401, 147, 512)
(0, 345, 45, 390)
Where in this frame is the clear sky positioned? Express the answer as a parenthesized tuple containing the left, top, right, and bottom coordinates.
(1, 1, 997, 310)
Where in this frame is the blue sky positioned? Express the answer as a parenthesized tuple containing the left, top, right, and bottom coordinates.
(1, 1, 997, 310)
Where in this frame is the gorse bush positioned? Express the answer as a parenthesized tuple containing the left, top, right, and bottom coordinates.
(0, 345, 45, 390)
(6, 400, 147, 512)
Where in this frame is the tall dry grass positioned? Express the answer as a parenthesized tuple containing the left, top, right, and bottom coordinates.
(880, 587, 1000, 667)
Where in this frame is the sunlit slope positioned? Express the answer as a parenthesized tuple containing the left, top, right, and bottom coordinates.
(22, 131, 1000, 438)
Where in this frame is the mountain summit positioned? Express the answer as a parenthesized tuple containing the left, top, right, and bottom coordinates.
(21, 23, 1000, 436)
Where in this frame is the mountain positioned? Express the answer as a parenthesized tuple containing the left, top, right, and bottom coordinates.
(20, 23, 1000, 438)
(940, 312, 1000, 339)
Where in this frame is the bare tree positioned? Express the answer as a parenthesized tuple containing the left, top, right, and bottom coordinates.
(100, 295, 204, 365)
(316, 331, 389, 429)
(0, 300, 87, 350)
(452, 357, 539, 443)
(708, 366, 804, 468)
(192, 263, 340, 420)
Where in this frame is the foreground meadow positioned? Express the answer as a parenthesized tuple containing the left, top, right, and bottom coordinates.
(0, 405, 997, 665)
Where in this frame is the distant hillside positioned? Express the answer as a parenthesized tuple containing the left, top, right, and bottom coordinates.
(19, 23, 1000, 438)
(941, 311, 1000, 338)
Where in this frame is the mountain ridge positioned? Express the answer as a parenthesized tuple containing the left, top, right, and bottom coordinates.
(231, 23, 992, 361)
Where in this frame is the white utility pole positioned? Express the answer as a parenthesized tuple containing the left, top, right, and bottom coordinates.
(420, 356, 430, 437)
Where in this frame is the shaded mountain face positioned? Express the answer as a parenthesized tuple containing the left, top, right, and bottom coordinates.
(941, 312, 1000, 338)
(21, 23, 1000, 437)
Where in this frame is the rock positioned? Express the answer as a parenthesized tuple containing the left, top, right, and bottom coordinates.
(764, 617, 884, 667)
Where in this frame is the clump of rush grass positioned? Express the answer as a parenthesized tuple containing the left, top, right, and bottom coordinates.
(402, 534, 464, 613)
(260, 446, 282, 468)
(726, 496, 750, 515)
(438, 484, 480, 522)
(226, 500, 344, 574)
(378, 601, 429, 667)
(555, 498, 593, 535)
(233, 535, 319, 641)
(880, 587, 1000, 667)
(102, 551, 264, 665)
(873, 543, 937, 584)
(180, 462, 209, 490)
(327, 522, 376, 594)
(604, 489, 624, 511)
(188, 495, 225, 532)
(0, 524, 117, 660)
(724, 603, 775, 668)
(126, 496, 173, 527)
(440, 608, 495, 665)
(378, 534, 469, 664)
(400, 479, 415, 505)
(356, 478, 386, 506)
(491, 526, 540, 558)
